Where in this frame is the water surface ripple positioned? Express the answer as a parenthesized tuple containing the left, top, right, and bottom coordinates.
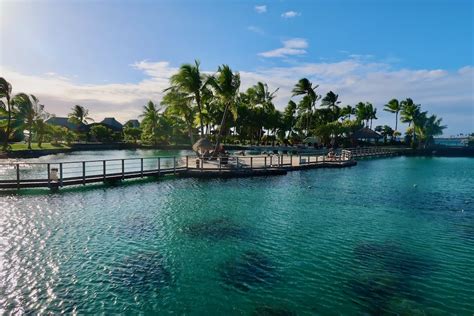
(1, 156, 473, 314)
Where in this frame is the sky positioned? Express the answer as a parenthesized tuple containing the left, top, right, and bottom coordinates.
(0, 0, 473, 135)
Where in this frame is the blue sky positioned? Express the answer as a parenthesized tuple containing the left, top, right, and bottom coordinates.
(1, 0, 473, 135)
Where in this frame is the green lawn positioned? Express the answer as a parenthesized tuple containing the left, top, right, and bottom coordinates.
(9, 142, 70, 151)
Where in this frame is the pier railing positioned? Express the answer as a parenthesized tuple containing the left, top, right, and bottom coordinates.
(0, 152, 355, 189)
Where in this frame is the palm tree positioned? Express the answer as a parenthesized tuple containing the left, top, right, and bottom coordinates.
(421, 114, 446, 146)
(167, 60, 207, 136)
(140, 101, 162, 146)
(340, 105, 355, 121)
(366, 103, 377, 129)
(292, 78, 319, 136)
(0, 77, 13, 151)
(13, 94, 46, 150)
(400, 98, 421, 145)
(68, 105, 93, 125)
(383, 98, 402, 132)
(355, 102, 369, 127)
(207, 65, 241, 152)
(162, 88, 197, 145)
(246, 82, 279, 143)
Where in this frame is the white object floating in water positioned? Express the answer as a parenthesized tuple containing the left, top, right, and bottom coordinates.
(413, 184, 417, 188)
(307, 186, 312, 189)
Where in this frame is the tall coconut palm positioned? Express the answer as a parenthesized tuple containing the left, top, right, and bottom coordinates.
(68, 105, 93, 125)
(0, 77, 13, 151)
(340, 105, 355, 121)
(247, 82, 278, 142)
(292, 78, 319, 136)
(13, 94, 46, 150)
(207, 65, 240, 152)
(422, 114, 446, 146)
(366, 103, 377, 129)
(140, 101, 162, 146)
(383, 98, 402, 132)
(355, 102, 369, 127)
(400, 98, 421, 145)
(162, 88, 196, 145)
(167, 60, 207, 136)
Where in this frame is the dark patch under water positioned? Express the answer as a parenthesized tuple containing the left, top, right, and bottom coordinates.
(183, 218, 251, 241)
(253, 306, 296, 316)
(117, 216, 157, 239)
(218, 251, 278, 292)
(348, 241, 434, 314)
(110, 251, 172, 294)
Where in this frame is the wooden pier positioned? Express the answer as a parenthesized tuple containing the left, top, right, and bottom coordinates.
(0, 147, 402, 190)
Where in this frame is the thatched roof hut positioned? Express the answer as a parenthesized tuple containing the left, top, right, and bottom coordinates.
(192, 138, 214, 153)
(353, 127, 382, 140)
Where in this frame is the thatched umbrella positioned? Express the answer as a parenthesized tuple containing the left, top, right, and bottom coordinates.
(192, 138, 214, 154)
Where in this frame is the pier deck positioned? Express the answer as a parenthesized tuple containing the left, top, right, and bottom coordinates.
(0, 147, 400, 190)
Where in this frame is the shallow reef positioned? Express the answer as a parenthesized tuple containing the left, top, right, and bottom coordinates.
(252, 306, 296, 316)
(349, 241, 435, 314)
(110, 251, 172, 294)
(183, 218, 252, 241)
(218, 251, 278, 292)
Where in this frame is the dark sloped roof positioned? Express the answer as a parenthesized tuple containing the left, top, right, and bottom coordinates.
(46, 117, 88, 132)
(100, 117, 123, 131)
(353, 127, 382, 139)
(124, 119, 140, 128)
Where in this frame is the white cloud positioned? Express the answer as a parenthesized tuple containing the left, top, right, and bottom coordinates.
(247, 25, 265, 35)
(281, 11, 300, 18)
(258, 38, 308, 58)
(254, 5, 267, 13)
(1, 61, 472, 134)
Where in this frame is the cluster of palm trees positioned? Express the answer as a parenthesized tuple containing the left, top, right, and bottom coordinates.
(381, 98, 446, 147)
(1, 63, 447, 151)
(0, 78, 51, 150)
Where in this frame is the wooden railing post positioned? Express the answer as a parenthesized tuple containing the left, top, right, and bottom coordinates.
(102, 161, 106, 181)
(250, 157, 253, 169)
(16, 163, 20, 190)
(140, 158, 144, 177)
(82, 161, 86, 185)
(264, 156, 267, 170)
(47, 163, 51, 186)
(290, 154, 293, 166)
(173, 157, 176, 175)
(121, 159, 125, 180)
(219, 157, 222, 173)
(158, 157, 161, 176)
(60, 163, 63, 187)
(236, 157, 240, 168)
(186, 156, 189, 169)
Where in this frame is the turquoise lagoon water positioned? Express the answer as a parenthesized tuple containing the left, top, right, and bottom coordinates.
(1, 153, 473, 315)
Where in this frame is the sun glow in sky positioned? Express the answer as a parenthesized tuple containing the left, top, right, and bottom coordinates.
(0, 0, 472, 135)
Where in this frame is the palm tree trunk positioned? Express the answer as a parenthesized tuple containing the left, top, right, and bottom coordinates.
(395, 112, 398, 131)
(214, 102, 229, 154)
(28, 123, 32, 150)
(2, 97, 11, 151)
(188, 126, 194, 145)
(196, 94, 204, 136)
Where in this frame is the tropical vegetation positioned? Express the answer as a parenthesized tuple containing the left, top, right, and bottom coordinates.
(0, 66, 449, 152)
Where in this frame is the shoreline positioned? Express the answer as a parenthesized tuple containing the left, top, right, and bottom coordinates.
(2, 143, 473, 159)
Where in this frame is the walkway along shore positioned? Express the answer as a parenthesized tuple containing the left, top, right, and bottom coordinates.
(0, 147, 403, 190)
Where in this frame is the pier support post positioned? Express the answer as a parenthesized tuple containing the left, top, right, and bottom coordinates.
(158, 158, 161, 176)
(47, 163, 51, 187)
(122, 159, 125, 180)
(16, 163, 20, 190)
(59, 163, 63, 187)
(102, 161, 106, 182)
(82, 161, 86, 185)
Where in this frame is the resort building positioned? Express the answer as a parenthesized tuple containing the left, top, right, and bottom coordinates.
(45, 117, 89, 132)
